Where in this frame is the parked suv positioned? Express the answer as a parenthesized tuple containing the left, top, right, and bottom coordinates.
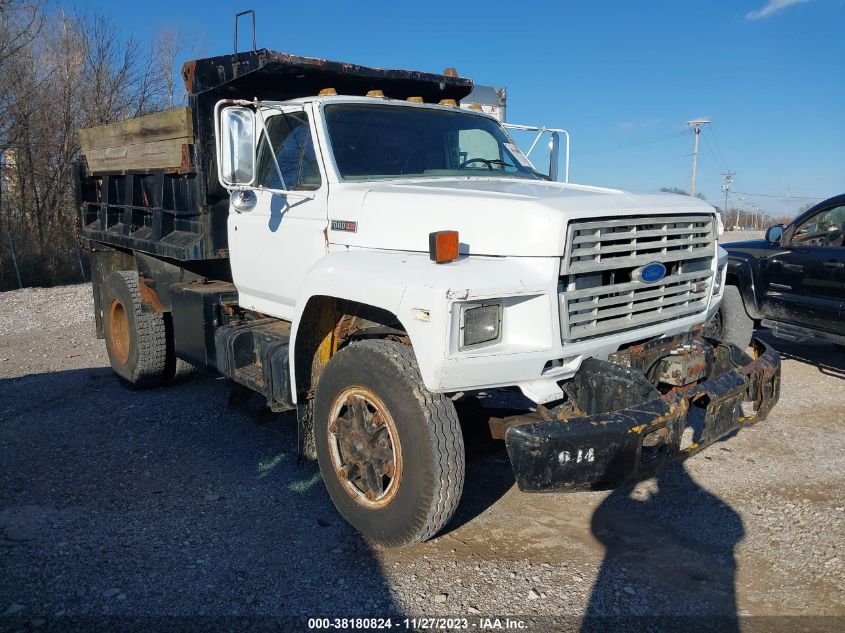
(719, 193, 845, 348)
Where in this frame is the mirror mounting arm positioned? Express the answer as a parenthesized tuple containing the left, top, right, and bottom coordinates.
(254, 107, 288, 191)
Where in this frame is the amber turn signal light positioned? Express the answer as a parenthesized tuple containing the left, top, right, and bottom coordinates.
(429, 231, 460, 263)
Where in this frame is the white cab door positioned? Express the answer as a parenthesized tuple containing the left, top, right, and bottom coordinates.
(227, 105, 328, 320)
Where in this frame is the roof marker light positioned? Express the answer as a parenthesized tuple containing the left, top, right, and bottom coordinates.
(319, 88, 337, 96)
(366, 90, 385, 98)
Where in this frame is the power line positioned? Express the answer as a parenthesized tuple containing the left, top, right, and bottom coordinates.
(698, 146, 723, 179)
(701, 132, 726, 171)
(708, 124, 729, 168)
(732, 190, 826, 200)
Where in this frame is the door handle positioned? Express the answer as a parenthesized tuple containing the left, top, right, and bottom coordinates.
(823, 260, 844, 269)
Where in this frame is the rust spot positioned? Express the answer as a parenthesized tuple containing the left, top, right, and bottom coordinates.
(181, 60, 196, 93)
(138, 276, 165, 314)
(180, 144, 192, 172)
(628, 343, 646, 356)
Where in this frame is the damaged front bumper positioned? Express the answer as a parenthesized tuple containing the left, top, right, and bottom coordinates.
(502, 334, 781, 491)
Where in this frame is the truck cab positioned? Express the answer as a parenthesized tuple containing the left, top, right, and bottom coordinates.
(218, 94, 735, 404)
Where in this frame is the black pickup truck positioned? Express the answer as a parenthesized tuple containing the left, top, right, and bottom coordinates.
(719, 193, 845, 348)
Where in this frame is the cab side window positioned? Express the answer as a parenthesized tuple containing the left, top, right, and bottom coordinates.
(791, 205, 845, 248)
(256, 111, 322, 191)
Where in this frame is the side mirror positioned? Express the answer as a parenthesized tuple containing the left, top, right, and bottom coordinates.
(765, 225, 784, 244)
(828, 225, 843, 242)
(216, 105, 255, 187)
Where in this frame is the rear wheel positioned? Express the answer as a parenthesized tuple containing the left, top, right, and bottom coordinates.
(103, 271, 168, 388)
(314, 340, 465, 547)
(718, 285, 754, 349)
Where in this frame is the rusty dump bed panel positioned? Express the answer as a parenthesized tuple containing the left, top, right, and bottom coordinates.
(75, 49, 473, 262)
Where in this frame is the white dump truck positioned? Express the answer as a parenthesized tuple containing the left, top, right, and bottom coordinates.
(75, 45, 781, 547)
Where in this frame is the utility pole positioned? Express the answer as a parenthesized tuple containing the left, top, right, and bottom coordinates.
(687, 119, 710, 197)
(722, 170, 735, 229)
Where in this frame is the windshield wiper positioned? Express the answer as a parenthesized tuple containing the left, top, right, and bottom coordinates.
(488, 158, 551, 181)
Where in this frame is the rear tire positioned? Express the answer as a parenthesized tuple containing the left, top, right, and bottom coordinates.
(314, 339, 465, 547)
(718, 285, 755, 349)
(103, 271, 168, 388)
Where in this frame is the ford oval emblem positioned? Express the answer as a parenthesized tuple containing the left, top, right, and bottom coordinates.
(634, 262, 667, 284)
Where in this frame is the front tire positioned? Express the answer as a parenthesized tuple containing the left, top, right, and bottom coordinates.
(314, 340, 465, 547)
(718, 285, 755, 349)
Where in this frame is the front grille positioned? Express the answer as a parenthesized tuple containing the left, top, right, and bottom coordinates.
(560, 215, 715, 342)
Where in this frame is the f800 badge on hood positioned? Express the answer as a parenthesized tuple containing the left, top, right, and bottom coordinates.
(632, 262, 667, 284)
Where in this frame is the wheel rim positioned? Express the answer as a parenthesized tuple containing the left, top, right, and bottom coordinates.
(108, 299, 130, 366)
(328, 387, 403, 509)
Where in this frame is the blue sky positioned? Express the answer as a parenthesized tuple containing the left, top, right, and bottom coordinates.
(66, 0, 843, 216)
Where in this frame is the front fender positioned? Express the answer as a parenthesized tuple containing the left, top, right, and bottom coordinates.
(726, 253, 763, 319)
(289, 249, 558, 399)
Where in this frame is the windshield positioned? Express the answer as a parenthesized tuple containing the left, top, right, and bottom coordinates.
(324, 103, 544, 181)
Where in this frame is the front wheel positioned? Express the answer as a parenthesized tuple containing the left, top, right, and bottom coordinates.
(314, 340, 465, 547)
(717, 285, 755, 349)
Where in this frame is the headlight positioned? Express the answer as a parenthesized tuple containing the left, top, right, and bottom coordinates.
(461, 303, 502, 348)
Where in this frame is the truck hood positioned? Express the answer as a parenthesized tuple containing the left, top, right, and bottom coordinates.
(327, 178, 717, 257)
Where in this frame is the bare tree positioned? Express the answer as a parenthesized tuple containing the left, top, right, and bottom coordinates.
(0, 1, 194, 289)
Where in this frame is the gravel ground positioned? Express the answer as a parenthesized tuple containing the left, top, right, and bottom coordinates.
(1, 283, 843, 632)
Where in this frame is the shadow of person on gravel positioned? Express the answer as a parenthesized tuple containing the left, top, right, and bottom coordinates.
(0, 367, 406, 628)
(581, 464, 744, 633)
